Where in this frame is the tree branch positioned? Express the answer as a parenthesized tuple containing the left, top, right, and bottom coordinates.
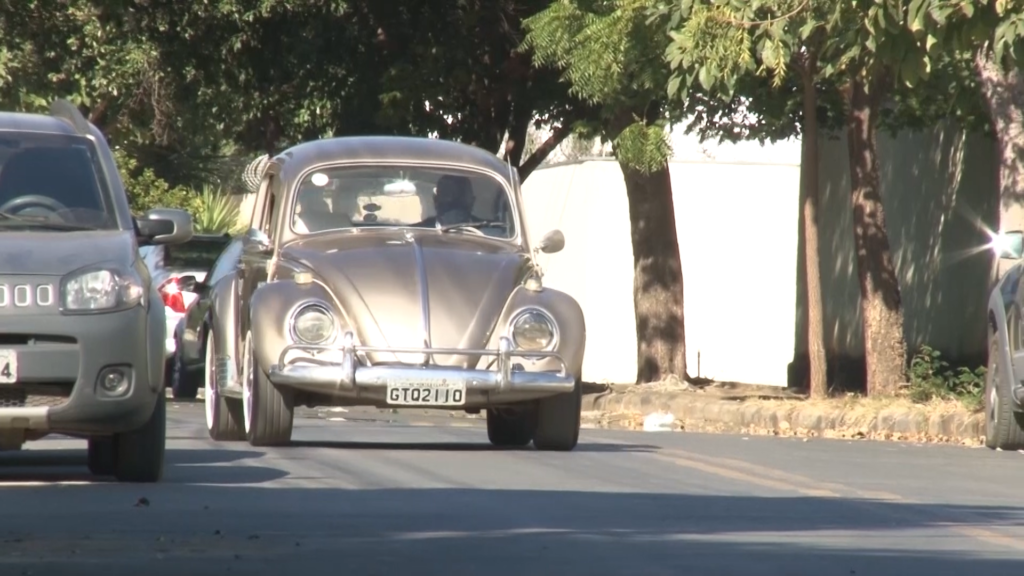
(518, 122, 574, 181)
(713, 0, 810, 28)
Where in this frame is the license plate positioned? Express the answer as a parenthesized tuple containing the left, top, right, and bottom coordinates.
(386, 381, 466, 406)
(0, 349, 17, 384)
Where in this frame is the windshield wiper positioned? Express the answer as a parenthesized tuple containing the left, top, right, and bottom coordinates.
(0, 212, 96, 230)
(437, 220, 508, 233)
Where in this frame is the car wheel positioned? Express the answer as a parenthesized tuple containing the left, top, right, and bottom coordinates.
(532, 377, 582, 451)
(486, 408, 536, 447)
(111, 392, 166, 483)
(242, 330, 294, 447)
(984, 328, 1024, 450)
(204, 327, 245, 441)
(86, 436, 115, 477)
(171, 348, 199, 400)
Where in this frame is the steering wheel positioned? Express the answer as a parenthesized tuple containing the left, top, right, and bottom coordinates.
(0, 195, 69, 215)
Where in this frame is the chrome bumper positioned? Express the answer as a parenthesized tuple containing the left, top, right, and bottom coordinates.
(267, 331, 575, 394)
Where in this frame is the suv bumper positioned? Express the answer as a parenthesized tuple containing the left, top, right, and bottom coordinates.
(267, 332, 575, 407)
(0, 306, 160, 435)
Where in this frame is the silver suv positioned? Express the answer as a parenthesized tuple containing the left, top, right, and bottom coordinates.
(0, 100, 192, 482)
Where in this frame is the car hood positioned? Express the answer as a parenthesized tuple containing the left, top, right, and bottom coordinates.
(0, 229, 136, 276)
(282, 230, 530, 364)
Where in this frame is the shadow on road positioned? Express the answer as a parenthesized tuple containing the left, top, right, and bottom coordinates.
(0, 485, 1020, 574)
(0, 448, 285, 485)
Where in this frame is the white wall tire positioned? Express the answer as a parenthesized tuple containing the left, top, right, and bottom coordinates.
(242, 330, 294, 447)
(204, 327, 245, 441)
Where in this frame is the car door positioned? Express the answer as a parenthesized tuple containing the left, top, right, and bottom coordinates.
(181, 237, 242, 365)
(237, 172, 282, 342)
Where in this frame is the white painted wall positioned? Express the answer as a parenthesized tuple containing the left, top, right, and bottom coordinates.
(522, 134, 801, 386)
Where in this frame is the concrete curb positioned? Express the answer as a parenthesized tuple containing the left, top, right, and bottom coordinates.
(582, 390, 986, 444)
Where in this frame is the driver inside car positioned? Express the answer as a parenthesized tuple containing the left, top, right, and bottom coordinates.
(419, 174, 482, 227)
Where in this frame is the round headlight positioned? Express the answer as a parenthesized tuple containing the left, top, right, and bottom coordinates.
(292, 305, 335, 344)
(511, 310, 555, 350)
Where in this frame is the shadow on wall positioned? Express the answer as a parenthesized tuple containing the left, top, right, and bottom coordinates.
(791, 123, 999, 393)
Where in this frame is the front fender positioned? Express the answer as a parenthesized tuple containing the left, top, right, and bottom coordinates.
(989, 278, 1020, 410)
(250, 279, 338, 375)
(207, 274, 241, 379)
(484, 285, 587, 378)
(145, 287, 167, 392)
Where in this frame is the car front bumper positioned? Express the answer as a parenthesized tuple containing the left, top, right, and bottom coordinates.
(0, 306, 160, 436)
(267, 331, 576, 406)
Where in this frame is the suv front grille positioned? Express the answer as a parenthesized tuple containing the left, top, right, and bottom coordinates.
(0, 384, 72, 408)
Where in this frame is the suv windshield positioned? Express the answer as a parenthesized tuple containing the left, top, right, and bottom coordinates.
(289, 165, 517, 239)
(0, 131, 117, 230)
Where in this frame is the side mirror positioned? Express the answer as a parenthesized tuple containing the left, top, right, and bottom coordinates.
(177, 275, 198, 293)
(537, 229, 565, 254)
(994, 231, 1024, 260)
(136, 208, 193, 246)
(242, 227, 272, 255)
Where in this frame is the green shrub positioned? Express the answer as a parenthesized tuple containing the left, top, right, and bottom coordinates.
(907, 345, 985, 411)
(191, 184, 244, 236)
(113, 148, 201, 215)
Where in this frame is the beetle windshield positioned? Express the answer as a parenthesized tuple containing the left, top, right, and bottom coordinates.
(289, 165, 517, 239)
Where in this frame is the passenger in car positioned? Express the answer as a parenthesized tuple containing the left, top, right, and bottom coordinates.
(293, 187, 352, 233)
(419, 174, 482, 227)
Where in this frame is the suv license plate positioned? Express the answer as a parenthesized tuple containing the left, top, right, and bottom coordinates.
(0, 349, 17, 384)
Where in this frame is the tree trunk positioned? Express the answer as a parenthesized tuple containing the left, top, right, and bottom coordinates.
(800, 52, 828, 399)
(844, 74, 908, 396)
(974, 44, 1024, 282)
(617, 159, 687, 384)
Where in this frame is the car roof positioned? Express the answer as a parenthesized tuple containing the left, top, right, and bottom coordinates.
(270, 136, 513, 187)
(0, 111, 82, 136)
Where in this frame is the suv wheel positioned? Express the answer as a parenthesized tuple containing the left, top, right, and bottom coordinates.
(87, 437, 115, 476)
(112, 392, 166, 482)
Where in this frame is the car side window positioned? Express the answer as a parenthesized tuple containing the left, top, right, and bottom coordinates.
(263, 176, 281, 239)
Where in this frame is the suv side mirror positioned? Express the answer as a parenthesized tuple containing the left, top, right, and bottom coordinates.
(136, 208, 193, 246)
(537, 229, 565, 254)
(995, 231, 1024, 260)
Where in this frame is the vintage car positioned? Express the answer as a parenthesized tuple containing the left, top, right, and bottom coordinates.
(985, 229, 1024, 450)
(201, 136, 586, 450)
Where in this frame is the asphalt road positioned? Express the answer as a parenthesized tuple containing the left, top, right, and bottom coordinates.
(1, 402, 1023, 576)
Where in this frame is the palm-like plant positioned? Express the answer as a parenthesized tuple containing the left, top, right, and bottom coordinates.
(190, 184, 244, 235)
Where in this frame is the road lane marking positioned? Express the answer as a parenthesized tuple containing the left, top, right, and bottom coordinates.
(650, 452, 842, 498)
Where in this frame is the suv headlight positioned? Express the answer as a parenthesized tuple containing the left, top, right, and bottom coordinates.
(61, 265, 144, 313)
(290, 303, 336, 344)
(510, 309, 556, 351)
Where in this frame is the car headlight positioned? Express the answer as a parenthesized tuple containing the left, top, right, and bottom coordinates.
(291, 304, 336, 344)
(510, 309, 556, 351)
(61, 266, 145, 313)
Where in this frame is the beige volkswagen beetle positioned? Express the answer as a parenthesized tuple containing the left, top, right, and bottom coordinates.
(202, 136, 586, 450)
